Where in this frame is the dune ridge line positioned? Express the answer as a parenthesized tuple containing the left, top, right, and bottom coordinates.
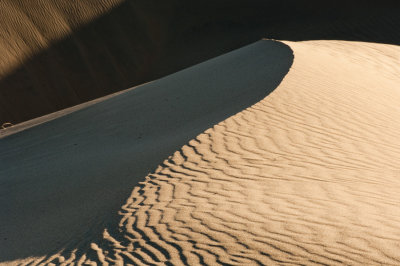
(3, 39, 400, 265)
(0, 40, 293, 264)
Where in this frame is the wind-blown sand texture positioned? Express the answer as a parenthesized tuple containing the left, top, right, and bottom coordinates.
(2, 39, 400, 265)
(1, 0, 400, 124)
(0, 40, 293, 264)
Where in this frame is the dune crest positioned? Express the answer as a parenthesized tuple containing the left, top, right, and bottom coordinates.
(0, 40, 293, 264)
(2, 1, 400, 125)
(4, 39, 400, 265)
(75, 40, 400, 265)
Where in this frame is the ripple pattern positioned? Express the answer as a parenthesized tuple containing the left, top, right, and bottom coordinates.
(21, 41, 400, 265)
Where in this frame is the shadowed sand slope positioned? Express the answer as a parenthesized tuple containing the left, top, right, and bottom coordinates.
(1, 0, 400, 124)
(0, 40, 293, 264)
(104, 41, 400, 265)
(5, 39, 400, 265)
(0, 0, 124, 75)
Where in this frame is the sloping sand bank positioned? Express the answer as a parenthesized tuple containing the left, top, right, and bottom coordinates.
(2, 39, 400, 265)
(85, 40, 400, 265)
(2, 1, 400, 125)
(0, 40, 293, 264)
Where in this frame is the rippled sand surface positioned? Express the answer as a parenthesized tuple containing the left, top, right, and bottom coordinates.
(2, 40, 400, 265)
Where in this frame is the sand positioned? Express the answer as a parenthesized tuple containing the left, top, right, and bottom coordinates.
(2, 1, 400, 125)
(0, 40, 293, 264)
(1, 38, 400, 265)
(98, 41, 400, 265)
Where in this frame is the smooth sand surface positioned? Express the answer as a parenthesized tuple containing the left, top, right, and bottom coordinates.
(2, 39, 400, 265)
(0, 84, 147, 139)
(99, 40, 400, 265)
(2, 1, 400, 125)
(93, 40, 400, 265)
(0, 40, 293, 264)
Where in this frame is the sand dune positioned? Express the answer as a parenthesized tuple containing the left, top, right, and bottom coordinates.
(1, 1, 400, 124)
(0, 40, 293, 264)
(2, 39, 400, 265)
(90, 41, 400, 265)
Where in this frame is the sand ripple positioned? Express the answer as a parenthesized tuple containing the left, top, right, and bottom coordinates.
(5, 40, 400, 265)
(21, 42, 400, 265)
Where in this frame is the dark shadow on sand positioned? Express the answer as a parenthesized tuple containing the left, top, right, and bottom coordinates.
(0, 40, 293, 262)
(1, 0, 400, 124)
(2, 0, 400, 261)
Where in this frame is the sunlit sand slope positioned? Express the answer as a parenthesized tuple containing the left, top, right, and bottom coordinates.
(30, 40, 400, 265)
(0, 40, 293, 265)
(2, 1, 400, 125)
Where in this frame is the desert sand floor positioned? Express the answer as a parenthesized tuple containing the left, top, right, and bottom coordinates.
(2, 39, 400, 265)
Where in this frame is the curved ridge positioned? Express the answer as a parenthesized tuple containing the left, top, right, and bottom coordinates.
(0, 40, 293, 264)
(19, 40, 400, 265)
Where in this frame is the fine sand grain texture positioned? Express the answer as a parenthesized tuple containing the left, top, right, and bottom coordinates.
(83, 40, 400, 265)
(2, 39, 400, 265)
(2, 1, 400, 125)
(0, 40, 293, 264)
